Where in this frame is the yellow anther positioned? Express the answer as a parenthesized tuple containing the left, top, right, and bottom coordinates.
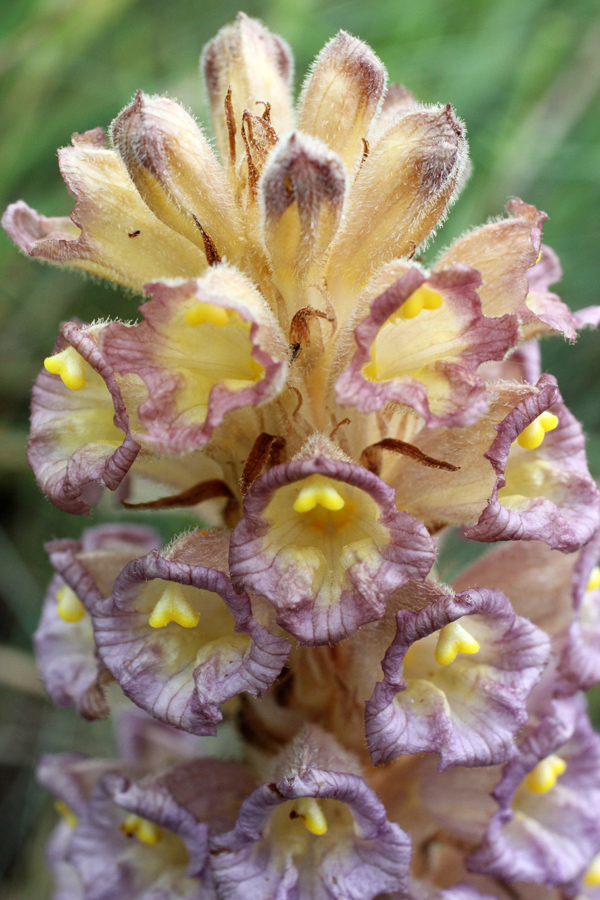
(587, 566, 600, 592)
(56, 585, 86, 624)
(149, 582, 200, 629)
(291, 797, 328, 836)
(434, 620, 480, 666)
(583, 853, 600, 887)
(535, 249, 542, 264)
(184, 301, 230, 327)
(516, 411, 559, 450)
(399, 284, 443, 320)
(523, 754, 566, 794)
(44, 346, 86, 391)
(120, 813, 163, 845)
(55, 800, 78, 829)
(293, 484, 345, 513)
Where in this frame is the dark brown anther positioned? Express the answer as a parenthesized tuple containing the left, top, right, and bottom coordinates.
(289, 342, 302, 363)
(128, 230, 140, 237)
(273, 666, 294, 706)
(291, 385, 303, 416)
(359, 137, 370, 170)
(240, 432, 287, 494)
(329, 417, 351, 441)
(407, 241, 417, 260)
(121, 478, 236, 510)
(360, 438, 460, 477)
(289, 306, 334, 349)
(257, 100, 272, 123)
(192, 215, 222, 266)
(225, 87, 236, 166)
(241, 111, 260, 199)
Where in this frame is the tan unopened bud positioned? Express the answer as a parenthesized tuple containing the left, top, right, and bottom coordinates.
(373, 84, 418, 137)
(261, 132, 346, 305)
(327, 104, 468, 295)
(202, 13, 294, 166)
(111, 92, 241, 265)
(298, 31, 386, 175)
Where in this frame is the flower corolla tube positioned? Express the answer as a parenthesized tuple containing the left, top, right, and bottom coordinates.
(5, 12, 600, 899)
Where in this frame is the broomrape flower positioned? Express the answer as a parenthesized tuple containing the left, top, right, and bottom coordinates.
(4, 12, 600, 899)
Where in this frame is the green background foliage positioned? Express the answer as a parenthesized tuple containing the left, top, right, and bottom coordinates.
(0, 0, 599, 894)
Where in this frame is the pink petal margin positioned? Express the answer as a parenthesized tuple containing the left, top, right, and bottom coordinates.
(335, 265, 517, 427)
(29, 322, 141, 514)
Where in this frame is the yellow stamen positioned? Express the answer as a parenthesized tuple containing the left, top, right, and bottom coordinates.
(55, 800, 78, 829)
(293, 484, 345, 513)
(535, 249, 542, 264)
(120, 813, 163, 845)
(434, 620, 480, 666)
(56, 585, 86, 624)
(399, 284, 443, 320)
(583, 853, 600, 887)
(184, 301, 230, 327)
(587, 566, 600, 592)
(516, 411, 559, 450)
(291, 797, 328, 836)
(149, 582, 200, 629)
(44, 346, 86, 391)
(523, 754, 566, 794)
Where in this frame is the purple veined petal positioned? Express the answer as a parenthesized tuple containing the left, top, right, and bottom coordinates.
(465, 375, 600, 552)
(451, 535, 600, 696)
(560, 528, 600, 691)
(467, 697, 600, 885)
(365, 585, 550, 770)
(29, 322, 142, 514)
(69, 759, 250, 900)
(101, 268, 288, 453)
(1, 130, 204, 292)
(36, 525, 162, 719)
(229, 452, 436, 645)
(90, 532, 290, 735)
(335, 264, 517, 427)
(210, 765, 411, 900)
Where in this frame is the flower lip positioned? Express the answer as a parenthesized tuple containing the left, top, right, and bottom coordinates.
(210, 765, 411, 900)
(229, 453, 436, 645)
(101, 269, 288, 453)
(90, 535, 290, 734)
(28, 322, 141, 515)
(335, 264, 517, 427)
(365, 584, 551, 770)
(465, 374, 600, 552)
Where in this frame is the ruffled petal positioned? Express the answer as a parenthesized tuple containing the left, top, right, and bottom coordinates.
(210, 754, 410, 900)
(465, 375, 600, 551)
(90, 532, 290, 734)
(335, 265, 517, 426)
(229, 450, 436, 645)
(468, 700, 600, 885)
(101, 268, 288, 452)
(29, 322, 142, 514)
(366, 584, 549, 769)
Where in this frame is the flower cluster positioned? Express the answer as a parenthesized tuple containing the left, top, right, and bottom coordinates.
(5, 13, 600, 900)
